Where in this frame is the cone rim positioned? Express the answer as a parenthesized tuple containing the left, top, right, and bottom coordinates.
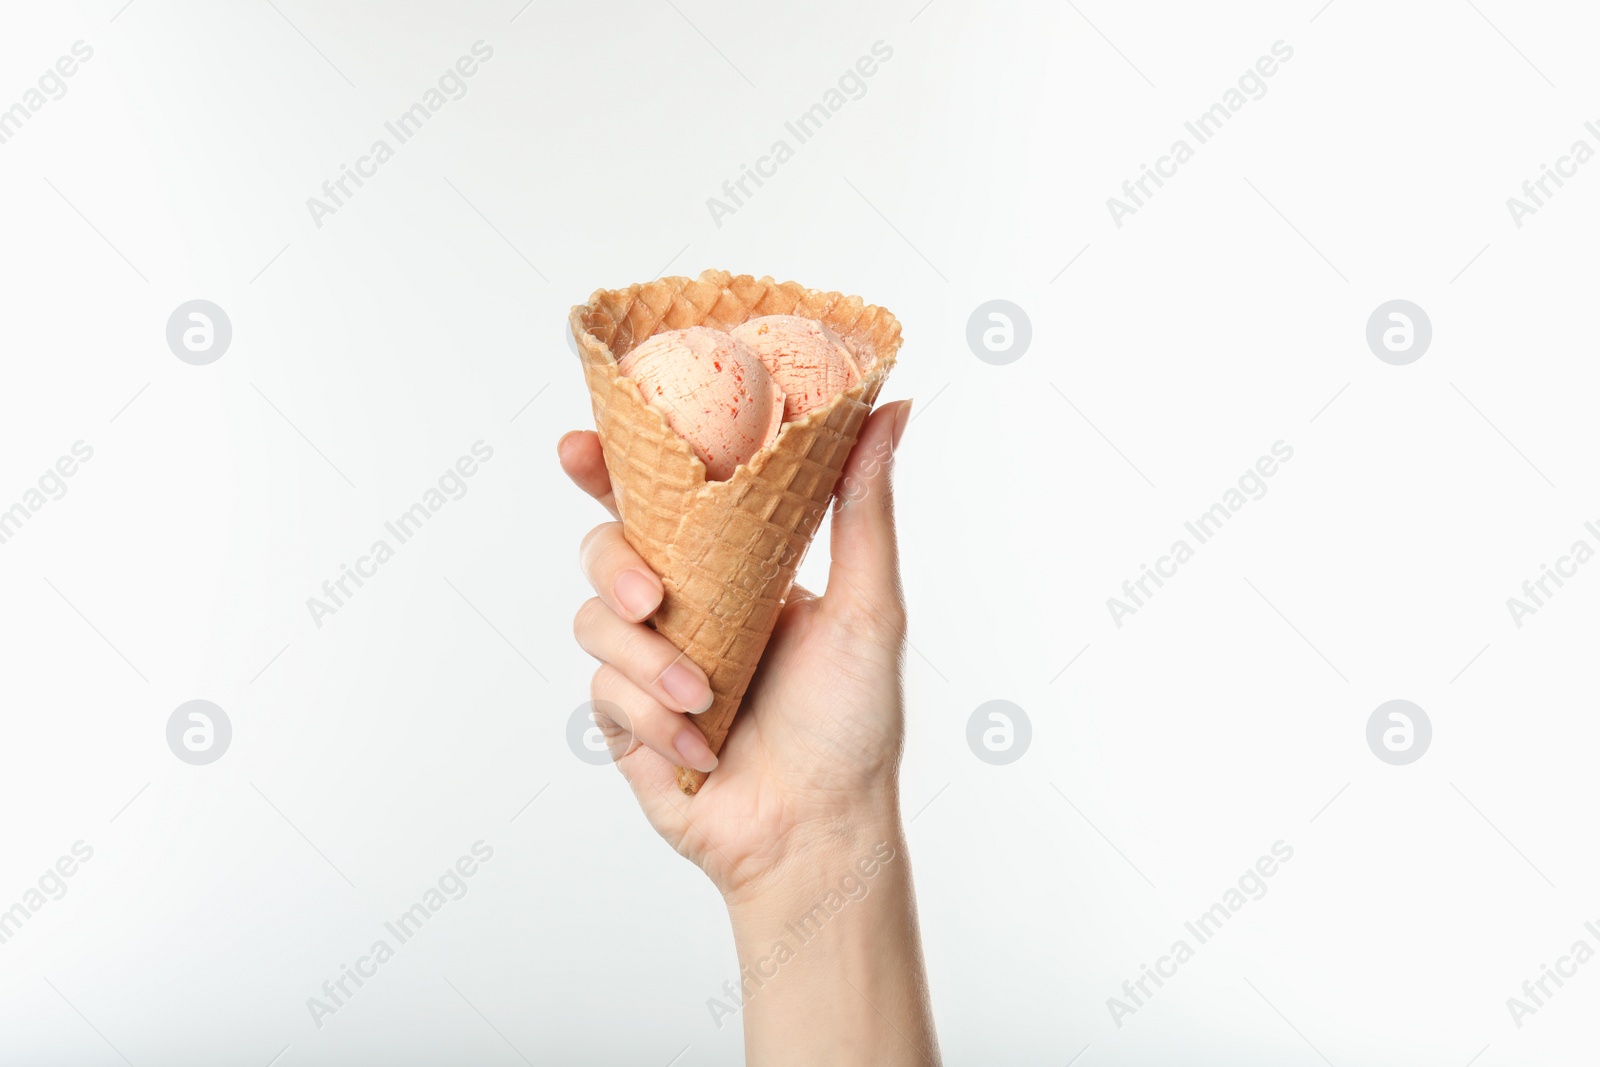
(568, 269, 902, 490)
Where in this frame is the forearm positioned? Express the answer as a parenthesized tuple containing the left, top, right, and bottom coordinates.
(725, 812, 940, 1066)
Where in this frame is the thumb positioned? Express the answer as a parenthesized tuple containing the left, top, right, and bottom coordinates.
(822, 398, 912, 633)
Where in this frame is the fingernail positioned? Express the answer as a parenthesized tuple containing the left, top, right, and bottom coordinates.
(659, 660, 714, 714)
(673, 726, 719, 773)
(614, 569, 661, 620)
(891, 399, 913, 452)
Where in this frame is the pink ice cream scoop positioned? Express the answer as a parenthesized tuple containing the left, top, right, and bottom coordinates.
(730, 315, 862, 420)
(617, 326, 785, 481)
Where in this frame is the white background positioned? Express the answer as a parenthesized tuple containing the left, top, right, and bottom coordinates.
(2, 0, 1597, 1063)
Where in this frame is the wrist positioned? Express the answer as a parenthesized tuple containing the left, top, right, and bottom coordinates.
(718, 803, 940, 1066)
(722, 798, 905, 917)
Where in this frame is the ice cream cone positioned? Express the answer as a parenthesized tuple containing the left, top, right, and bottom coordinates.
(571, 270, 901, 794)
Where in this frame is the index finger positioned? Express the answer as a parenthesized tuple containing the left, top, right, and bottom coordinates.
(558, 430, 620, 519)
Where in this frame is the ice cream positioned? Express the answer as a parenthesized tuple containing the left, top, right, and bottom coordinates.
(614, 315, 864, 483)
(731, 315, 863, 420)
(617, 326, 785, 481)
(578, 271, 899, 793)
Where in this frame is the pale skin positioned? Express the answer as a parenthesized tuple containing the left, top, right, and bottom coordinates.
(560, 398, 941, 1066)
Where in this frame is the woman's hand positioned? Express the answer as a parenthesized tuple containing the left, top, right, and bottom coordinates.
(564, 397, 940, 1065)
(560, 399, 914, 904)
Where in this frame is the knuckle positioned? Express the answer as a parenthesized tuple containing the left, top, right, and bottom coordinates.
(573, 596, 607, 646)
(592, 663, 624, 703)
(578, 521, 623, 568)
(618, 627, 667, 678)
(589, 670, 632, 736)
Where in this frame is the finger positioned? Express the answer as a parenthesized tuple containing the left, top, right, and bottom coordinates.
(575, 597, 714, 714)
(823, 399, 911, 635)
(582, 696, 692, 804)
(592, 663, 718, 773)
(583, 700, 705, 825)
(615, 741, 690, 815)
(578, 522, 664, 622)
(558, 430, 619, 519)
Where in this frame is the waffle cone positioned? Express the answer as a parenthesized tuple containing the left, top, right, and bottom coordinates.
(571, 270, 901, 794)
